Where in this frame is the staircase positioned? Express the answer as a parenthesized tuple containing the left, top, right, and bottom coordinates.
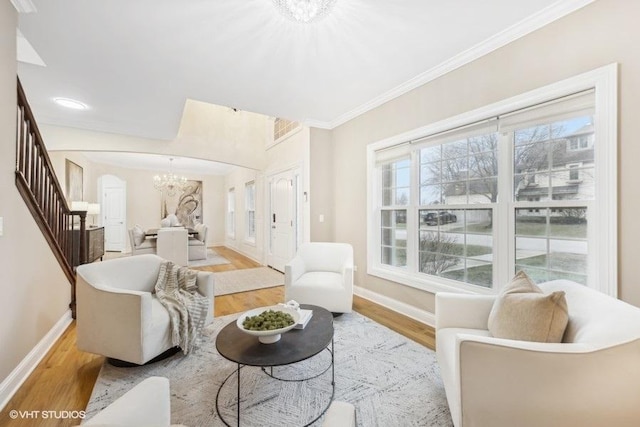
(14, 77, 87, 318)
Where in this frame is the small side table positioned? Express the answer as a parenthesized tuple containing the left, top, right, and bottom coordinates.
(215, 304, 335, 426)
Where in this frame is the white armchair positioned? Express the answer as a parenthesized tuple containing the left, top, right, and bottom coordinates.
(436, 280, 640, 427)
(188, 223, 208, 261)
(157, 227, 188, 266)
(76, 254, 214, 365)
(285, 242, 354, 314)
(128, 225, 156, 255)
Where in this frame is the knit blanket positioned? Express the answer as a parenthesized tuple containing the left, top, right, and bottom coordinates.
(154, 261, 209, 355)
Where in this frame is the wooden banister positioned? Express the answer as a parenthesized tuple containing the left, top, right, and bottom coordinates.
(15, 77, 85, 318)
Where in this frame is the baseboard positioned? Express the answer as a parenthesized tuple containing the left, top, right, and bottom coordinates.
(0, 310, 72, 411)
(354, 286, 436, 328)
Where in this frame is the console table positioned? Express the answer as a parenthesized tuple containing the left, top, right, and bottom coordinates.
(71, 226, 105, 267)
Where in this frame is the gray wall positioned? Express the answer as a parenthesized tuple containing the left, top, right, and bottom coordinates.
(310, 128, 335, 242)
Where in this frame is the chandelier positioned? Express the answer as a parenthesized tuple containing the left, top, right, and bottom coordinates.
(153, 158, 187, 196)
(272, 0, 337, 23)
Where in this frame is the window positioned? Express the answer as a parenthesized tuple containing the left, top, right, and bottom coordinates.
(271, 118, 301, 147)
(227, 188, 235, 238)
(415, 126, 498, 287)
(367, 64, 617, 296)
(568, 135, 591, 150)
(245, 181, 256, 242)
(380, 158, 410, 267)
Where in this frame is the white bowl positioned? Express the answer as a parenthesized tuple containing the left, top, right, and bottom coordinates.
(236, 305, 301, 344)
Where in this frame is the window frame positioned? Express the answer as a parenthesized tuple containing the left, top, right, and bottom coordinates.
(367, 63, 617, 296)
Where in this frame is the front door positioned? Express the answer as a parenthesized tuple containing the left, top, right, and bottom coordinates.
(101, 176, 127, 251)
(267, 170, 297, 272)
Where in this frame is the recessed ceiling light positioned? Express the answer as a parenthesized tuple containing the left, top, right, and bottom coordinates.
(53, 97, 88, 110)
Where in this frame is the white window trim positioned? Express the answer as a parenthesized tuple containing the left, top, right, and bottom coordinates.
(244, 181, 256, 245)
(367, 63, 617, 296)
(227, 187, 235, 239)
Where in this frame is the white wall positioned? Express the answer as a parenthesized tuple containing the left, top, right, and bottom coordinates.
(0, 3, 70, 386)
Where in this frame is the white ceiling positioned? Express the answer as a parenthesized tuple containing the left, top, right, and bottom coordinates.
(81, 152, 237, 176)
(16, 0, 593, 143)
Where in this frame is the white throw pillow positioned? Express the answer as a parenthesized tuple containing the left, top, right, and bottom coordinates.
(488, 271, 569, 343)
(195, 223, 206, 242)
(132, 225, 145, 246)
(167, 214, 181, 227)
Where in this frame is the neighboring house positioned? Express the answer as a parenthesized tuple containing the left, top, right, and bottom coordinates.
(515, 123, 594, 217)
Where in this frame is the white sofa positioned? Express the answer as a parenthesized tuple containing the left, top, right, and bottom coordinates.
(83, 377, 171, 426)
(285, 242, 354, 314)
(76, 254, 214, 365)
(436, 280, 640, 427)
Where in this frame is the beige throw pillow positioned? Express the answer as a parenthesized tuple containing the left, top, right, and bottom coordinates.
(488, 271, 568, 343)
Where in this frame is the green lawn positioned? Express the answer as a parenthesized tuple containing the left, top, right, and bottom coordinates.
(420, 243, 492, 257)
(423, 252, 587, 288)
(516, 253, 587, 274)
(442, 265, 493, 288)
(515, 222, 586, 238)
(449, 221, 587, 238)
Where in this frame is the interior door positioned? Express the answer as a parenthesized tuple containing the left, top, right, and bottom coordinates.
(268, 170, 296, 272)
(103, 182, 126, 251)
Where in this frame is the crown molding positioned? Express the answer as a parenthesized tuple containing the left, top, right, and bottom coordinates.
(10, 0, 37, 13)
(301, 118, 332, 130)
(325, 0, 596, 130)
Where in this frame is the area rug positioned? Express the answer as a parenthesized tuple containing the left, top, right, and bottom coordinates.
(188, 249, 231, 268)
(213, 267, 284, 296)
(104, 249, 230, 268)
(85, 311, 452, 426)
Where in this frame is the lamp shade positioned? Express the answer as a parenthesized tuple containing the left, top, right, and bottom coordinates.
(87, 203, 101, 215)
(71, 201, 89, 211)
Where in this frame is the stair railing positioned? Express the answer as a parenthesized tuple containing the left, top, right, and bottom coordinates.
(15, 77, 85, 318)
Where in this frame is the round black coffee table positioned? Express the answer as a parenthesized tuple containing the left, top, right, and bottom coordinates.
(215, 304, 334, 426)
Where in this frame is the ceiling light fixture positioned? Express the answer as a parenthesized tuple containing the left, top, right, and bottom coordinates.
(53, 97, 88, 110)
(272, 0, 337, 23)
(153, 158, 187, 196)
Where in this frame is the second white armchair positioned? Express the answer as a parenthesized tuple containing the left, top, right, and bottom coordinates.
(285, 242, 354, 314)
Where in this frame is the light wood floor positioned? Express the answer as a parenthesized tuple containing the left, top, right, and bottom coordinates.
(0, 247, 435, 426)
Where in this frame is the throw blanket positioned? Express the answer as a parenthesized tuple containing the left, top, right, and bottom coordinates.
(154, 261, 209, 355)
